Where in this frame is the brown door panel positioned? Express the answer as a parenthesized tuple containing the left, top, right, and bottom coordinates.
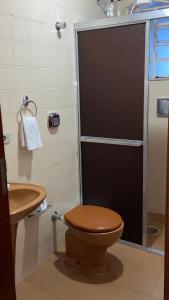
(78, 23, 145, 140)
(81, 142, 143, 245)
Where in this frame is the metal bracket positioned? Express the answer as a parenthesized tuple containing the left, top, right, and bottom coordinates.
(20, 96, 38, 120)
(55, 22, 67, 31)
(51, 211, 64, 222)
(23, 95, 30, 107)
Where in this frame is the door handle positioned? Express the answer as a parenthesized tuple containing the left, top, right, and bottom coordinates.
(80, 136, 143, 147)
(0, 159, 8, 195)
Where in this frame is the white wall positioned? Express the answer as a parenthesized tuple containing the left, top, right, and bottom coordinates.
(73, 0, 133, 22)
(148, 80, 169, 215)
(0, 0, 79, 284)
(73, 0, 105, 22)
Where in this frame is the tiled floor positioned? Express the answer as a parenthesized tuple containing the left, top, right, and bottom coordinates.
(16, 243, 164, 300)
(146, 213, 165, 251)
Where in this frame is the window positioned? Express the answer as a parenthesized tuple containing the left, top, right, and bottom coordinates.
(149, 17, 169, 79)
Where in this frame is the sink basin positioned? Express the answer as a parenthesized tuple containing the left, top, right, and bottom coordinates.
(9, 183, 47, 224)
(8, 183, 47, 265)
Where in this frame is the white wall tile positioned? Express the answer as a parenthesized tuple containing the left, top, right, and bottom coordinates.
(0, 0, 10, 16)
(31, 69, 73, 89)
(38, 238, 54, 265)
(42, 23, 60, 48)
(29, 22, 44, 45)
(27, 88, 76, 109)
(40, 0, 57, 24)
(0, 41, 14, 65)
(73, 0, 105, 22)
(42, 48, 57, 68)
(43, 24, 73, 49)
(30, 45, 59, 69)
(9, 0, 29, 18)
(13, 42, 30, 66)
(0, 67, 16, 89)
(16, 67, 32, 89)
(30, 45, 45, 67)
(0, 16, 12, 40)
(11, 18, 30, 42)
(0, 92, 19, 113)
(56, 49, 74, 69)
(148, 81, 169, 215)
(1, 112, 18, 136)
(29, 0, 43, 22)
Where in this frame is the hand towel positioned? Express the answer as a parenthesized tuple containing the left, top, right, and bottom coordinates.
(20, 119, 26, 147)
(34, 199, 48, 214)
(39, 199, 48, 212)
(20, 116, 42, 151)
(27, 198, 48, 218)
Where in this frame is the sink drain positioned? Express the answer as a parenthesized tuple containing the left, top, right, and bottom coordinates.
(147, 225, 160, 236)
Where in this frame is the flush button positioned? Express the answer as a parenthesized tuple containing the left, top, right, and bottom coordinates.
(157, 98, 169, 117)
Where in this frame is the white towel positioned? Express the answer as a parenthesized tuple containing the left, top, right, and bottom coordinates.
(40, 199, 48, 211)
(35, 198, 48, 214)
(20, 120, 26, 147)
(20, 116, 42, 151)
(26, 198, 48, 218)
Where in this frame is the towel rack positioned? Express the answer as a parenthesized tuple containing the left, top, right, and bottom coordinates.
(20, 95, 38, 120)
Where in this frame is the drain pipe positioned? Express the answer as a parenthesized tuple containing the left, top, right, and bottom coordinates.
(51, 211, 65, 254)
(51, 211, 65, 223)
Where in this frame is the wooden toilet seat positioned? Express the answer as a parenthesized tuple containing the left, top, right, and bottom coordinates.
(64, 205, 123, 233)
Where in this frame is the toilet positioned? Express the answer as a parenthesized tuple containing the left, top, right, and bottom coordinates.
(64, 205, 124, 273)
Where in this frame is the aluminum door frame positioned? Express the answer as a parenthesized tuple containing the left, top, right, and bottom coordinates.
(74, 11, 169, 250)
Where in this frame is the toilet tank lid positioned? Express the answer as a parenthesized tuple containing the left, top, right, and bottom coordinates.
(64, 205, 123, 233)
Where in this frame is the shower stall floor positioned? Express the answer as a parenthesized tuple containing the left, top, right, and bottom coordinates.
(146, 213, 165, 251)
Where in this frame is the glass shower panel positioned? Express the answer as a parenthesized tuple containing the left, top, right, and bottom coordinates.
(146, 17, 168, 252)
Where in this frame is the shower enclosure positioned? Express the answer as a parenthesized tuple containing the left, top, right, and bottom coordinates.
(75, 9, 169, 252)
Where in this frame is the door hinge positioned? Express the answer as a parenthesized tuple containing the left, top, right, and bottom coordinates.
(0, 158, 8, 195)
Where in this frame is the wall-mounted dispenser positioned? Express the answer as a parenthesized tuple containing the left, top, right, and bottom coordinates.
(48, 113, 60, 128)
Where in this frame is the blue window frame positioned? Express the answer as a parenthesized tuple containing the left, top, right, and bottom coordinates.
(149, 17, 169, 79)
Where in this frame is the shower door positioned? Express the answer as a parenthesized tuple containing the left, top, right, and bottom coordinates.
(77, 22, 147, 245)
